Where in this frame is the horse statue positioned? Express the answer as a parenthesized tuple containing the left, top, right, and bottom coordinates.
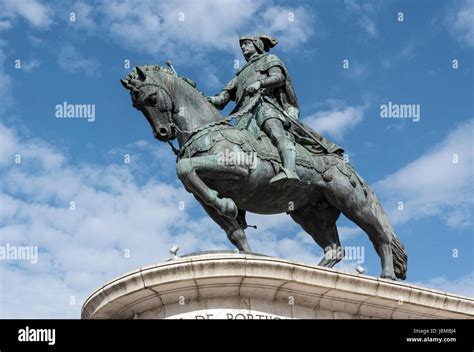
(120, 64, 408, 280)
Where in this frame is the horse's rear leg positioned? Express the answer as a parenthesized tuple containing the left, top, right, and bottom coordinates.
(290, 202, 343, 268)
(323, 166, 396, 279)
(177, 155, 248, 219)
(194, 195, 251, 252)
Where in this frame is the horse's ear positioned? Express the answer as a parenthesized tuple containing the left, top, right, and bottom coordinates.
(135, 66, 146, 81)
(120, 79, 129, 89)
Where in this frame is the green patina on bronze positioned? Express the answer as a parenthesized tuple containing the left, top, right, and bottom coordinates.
(120, 35, 408, 281)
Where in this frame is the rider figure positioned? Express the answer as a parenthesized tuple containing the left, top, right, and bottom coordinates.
(207, 35, 300, 185)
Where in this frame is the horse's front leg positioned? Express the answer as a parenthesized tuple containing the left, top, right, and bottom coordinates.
(192, 195, 251, 252)
(177, 155, 249, 219)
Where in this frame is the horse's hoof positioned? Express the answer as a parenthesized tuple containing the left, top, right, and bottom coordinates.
(380, 271, 397, 280)
(218, 197, 238, 219)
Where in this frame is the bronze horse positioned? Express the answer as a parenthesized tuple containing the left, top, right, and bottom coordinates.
(121, 65, 407, 280)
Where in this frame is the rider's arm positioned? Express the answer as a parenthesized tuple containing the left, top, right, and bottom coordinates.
(207, 76, 236, 110)
(259, 66, 285, 89)
(211, 90, 231, 110)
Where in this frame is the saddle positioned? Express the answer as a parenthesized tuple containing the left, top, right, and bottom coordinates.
(178, 121, 339, 174)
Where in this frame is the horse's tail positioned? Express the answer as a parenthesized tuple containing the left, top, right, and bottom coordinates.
(355, 169, 408, 280)
(391, 231, 408, 280)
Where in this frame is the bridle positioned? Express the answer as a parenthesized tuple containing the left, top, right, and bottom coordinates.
(135, 81, 183, 155)
(136, 80, 231, 156)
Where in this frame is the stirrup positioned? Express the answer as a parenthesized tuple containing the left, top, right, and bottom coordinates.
(269, 167, 300, 185)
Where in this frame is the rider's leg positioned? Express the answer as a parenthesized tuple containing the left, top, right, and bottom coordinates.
(262, 117, 300, 184)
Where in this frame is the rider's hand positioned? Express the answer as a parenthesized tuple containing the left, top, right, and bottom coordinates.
(246, 81, 261, 94)
(206, 96, 218, 105)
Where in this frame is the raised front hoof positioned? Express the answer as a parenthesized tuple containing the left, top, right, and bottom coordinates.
(380, 271, 397, 281)
(217, 197, 238, 219)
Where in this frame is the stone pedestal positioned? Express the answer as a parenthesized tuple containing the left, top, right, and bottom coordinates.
(81, 251, 473, 319)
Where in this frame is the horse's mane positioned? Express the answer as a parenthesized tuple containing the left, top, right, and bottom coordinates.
(124, 64, 222, 123)
(124, 64, 205, 97)
(125, 64, 172, 81)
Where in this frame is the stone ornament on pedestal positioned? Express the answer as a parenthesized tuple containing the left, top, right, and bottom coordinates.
(82, 251, 473, 320)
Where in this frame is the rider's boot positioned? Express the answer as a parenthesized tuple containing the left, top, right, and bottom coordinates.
(270, 136, 300, 185)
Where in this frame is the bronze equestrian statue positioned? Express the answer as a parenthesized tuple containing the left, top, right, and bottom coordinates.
(120, 35, 408, 280)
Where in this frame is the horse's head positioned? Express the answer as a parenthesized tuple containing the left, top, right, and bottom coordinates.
(121, 65, 177, 142)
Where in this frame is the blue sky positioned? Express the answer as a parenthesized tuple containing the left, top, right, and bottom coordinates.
(0, 0, 472, 318)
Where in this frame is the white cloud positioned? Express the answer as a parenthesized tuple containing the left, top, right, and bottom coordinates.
(304, 104, 366, 140)
(57, 44, 101, 77)
(0, 122, 220, 318)
(257, 5, 314, 50)
(0, 43, 12, 112)
(0, 19, 11, 31)
(0, 122, 66, 171)
(63, 0, 315, 65)
(360, 17, 377, 38)
(244, 213, 323, 263)
(205, 72, 222, 88)
(0, 122, 329, 318)
(344, 0, 379, 38)
(338, 226, 363, 242)
(374, 119, 474, 228)
(246, 212, 293, 232)
(448, 0, 474, 48)
(251, 231, 323, 264)
(0, 122, 17, 166)
(20, 59, 40, 72)
(344, 62, 367, 80)
(0, 0, 52, 29)
(411, 272, 474, 298)
(28, 35, 45, 47)
(198, 66, 224, 90)
(245, 215, 363, 262)
(70, 1, 96, 30)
